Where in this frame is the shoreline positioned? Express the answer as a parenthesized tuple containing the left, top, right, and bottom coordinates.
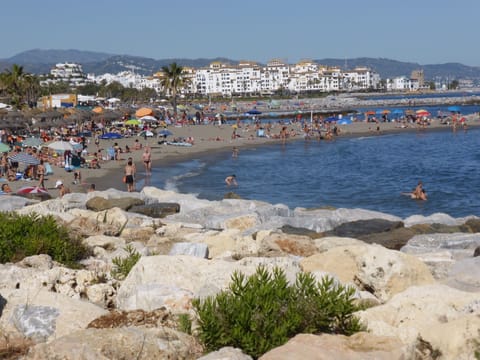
(81, 116, 480, 196)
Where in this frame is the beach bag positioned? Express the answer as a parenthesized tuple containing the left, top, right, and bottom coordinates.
(122, 176, 126, 183)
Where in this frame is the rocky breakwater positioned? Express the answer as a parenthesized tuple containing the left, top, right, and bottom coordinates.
(0, 187, 479, 359)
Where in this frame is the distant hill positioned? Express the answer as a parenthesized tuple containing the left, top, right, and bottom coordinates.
(314, 57, 480, 80)
(1, 49, 480, 81)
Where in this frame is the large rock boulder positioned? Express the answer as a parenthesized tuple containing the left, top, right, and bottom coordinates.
(257, 232, 317, 257)
(356, 284, 480, 358)
(116, 255, 301, 312)
(86, 196, 144, 211)
(0, 289, 108, 343)
(129, 202, 180, 218)
(259, 333, 409, 360)
(197, 347, 252, 360)
(300, 244, 435, 302)
(444, 257, 480, 292)
(23, 327, 202, 359)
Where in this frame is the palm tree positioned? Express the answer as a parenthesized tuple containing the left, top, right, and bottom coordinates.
(6, 64, 26, 109)
(160, 62, 185, 115)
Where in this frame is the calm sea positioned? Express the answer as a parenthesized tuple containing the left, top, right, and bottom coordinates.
(140, 126, 480, 219)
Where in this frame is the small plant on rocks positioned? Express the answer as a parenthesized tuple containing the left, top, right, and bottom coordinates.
(110, 244, 141, 280)
(192, 265, 365, 359)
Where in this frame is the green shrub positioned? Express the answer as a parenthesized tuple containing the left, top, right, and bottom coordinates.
(0, 212, 90, 267)
(192, 266, 365, 359)
(110, 244, 141, 280)
(177, 313, 192, 335)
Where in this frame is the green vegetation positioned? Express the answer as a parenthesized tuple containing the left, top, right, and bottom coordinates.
(110, 244, 141, 280)
(0, 212, 89, 266)
(177, 313, 193, 335)
(192, 266, 364, 359)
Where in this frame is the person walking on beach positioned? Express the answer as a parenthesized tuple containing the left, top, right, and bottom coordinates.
(37, 159, 46, 188)
(124, 159, 135, 192)
(225, 174, 237, 187)
(142, 146, 152, 175)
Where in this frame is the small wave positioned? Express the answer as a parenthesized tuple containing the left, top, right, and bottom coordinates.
(162, 161, 207, 193)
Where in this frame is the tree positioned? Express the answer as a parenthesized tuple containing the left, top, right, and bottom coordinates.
(160, 62, 185, 115)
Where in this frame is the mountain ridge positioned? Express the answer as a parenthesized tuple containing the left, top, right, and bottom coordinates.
(1, 49, 480, 81)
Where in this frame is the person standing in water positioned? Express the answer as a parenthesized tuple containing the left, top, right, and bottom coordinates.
(411, 181, 427, 201)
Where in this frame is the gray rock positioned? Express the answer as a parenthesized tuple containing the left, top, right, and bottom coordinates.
(0, 293, 6, 317)
(169, 242, 209, 258)
(86, 196, 144, 211)
(401, 233, 480, 260)
(0, 195, 35, 212)
(324, 219, 409, 249)
(12, 305, 59, 341)
(198, 346, 253, 360)
(445, 257, 480, 292)
(474, 246, 480, 257)
(128, 202, 180, 218)
(280, 225, 323, 239)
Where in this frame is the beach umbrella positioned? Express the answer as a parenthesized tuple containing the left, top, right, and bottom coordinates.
(92, 106, 104, 114)
(0, 142, 10, 152)
(22, 137, 43, 148)
(8, 153, 40, 165)
(365, 110, 376, 116)
(100, 132, 123, 140)
(135, 107, 153, 118)
(337, 119, 352, 125)
(447, 106, 461, 112)
(324, 116, 337, 123)
(125, 119, 141, 125)
(47, 141, 74, 152)
(246, 109, 262, 115)
(392, 109, 404, 115)
(16, 186, 51, 200)
(416, 109, 431, 117)
(138, 130, 154, 138)
(158, 129, 173, 137)
(139, 115, 157, 122)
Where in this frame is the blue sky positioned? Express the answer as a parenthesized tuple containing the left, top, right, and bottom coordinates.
(2, 0, 478, 66)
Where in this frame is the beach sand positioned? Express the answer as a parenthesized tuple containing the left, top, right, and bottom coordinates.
(6, 115, 480, 199)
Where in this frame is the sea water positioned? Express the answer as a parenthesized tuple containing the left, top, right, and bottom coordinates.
(142, 126, 480, 218)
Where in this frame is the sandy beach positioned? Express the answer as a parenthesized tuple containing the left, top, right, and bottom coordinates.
(5, 114, 480, 199)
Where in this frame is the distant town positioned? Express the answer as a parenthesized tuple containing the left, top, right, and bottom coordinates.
(42, 60, 445, 99)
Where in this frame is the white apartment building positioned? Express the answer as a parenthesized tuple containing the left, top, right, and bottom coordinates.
(386, 76, 420, 91)
(57, 60, 381, 96)
(44, 62, 89, 87)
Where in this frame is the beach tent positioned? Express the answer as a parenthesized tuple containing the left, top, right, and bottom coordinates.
(337, 119, 352, 125)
